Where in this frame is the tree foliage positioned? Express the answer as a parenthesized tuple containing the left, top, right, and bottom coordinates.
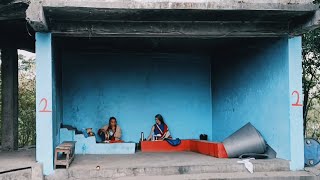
(303, 0, 320, 137)
(17, 54, 36, 147)
(303, 29, 320, 137)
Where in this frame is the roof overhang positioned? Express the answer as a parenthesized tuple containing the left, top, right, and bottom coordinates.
(0, 0, 35, 51)
(26, 0, 320, 38)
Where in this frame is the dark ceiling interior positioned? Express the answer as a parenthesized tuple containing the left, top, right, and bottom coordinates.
(0, 1, 35, 52)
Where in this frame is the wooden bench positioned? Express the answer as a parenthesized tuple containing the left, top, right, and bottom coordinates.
(54, 141, 76, 169)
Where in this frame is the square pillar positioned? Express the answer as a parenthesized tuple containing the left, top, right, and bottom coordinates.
(36, 33, 54, 175)
(288, 37, 304, 170)
(1, 48, 18, 151)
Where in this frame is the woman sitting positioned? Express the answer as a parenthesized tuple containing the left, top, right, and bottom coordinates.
(147, 114, 172, 141)
(98, 117, 122, 141)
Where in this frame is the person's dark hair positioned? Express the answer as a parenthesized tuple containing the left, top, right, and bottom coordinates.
(155, 114, 165, 124)
(109, 117, 116, 121)
(108, 117, 117, 131)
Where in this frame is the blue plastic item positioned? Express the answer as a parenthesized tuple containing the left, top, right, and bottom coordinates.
(165, 138, 181, 146)
(304, 138, 320, 167)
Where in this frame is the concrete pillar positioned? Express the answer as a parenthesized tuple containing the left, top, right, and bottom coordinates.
(1, 48, 18, 151)
(36, 33, 54, 175)
(288, 37, 304, 170)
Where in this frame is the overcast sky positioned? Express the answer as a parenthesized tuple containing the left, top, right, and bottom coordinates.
(19, 50, 35, 59)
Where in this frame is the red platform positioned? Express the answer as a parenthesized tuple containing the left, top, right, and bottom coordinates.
(141, 140, 228, 158)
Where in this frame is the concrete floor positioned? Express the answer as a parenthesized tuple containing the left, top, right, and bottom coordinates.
(0, 147, 36, 172)
(68, 151, 288, 169)
(0, 149, 287, 173)
(0, 150, 318, 180)
(0, 147, 44, 180)
(117, 171, 318, 180)
(47, 152, 291, 179)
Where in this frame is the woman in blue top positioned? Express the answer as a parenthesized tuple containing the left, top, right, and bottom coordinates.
(147, 114, 172, 141)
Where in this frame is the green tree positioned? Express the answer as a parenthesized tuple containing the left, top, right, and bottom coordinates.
(302, 29, 320, 137)
(18, 54, 36, 147)
(304, 0, 320, 138)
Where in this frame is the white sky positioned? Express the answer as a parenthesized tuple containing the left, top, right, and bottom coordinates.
(18, 50, 35, 59)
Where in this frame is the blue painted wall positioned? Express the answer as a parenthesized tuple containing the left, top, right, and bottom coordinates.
(36, 36, 304, 175)
(212, 38, 291, 160)
(54, 37, 303, 169)
(52, 41, 62, 151)
(61, 53, 212, 142)
(35, 33, 54, 175)
(289, 37, 304, 170)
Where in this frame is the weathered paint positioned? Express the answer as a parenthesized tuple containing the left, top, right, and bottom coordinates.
(35, 33, 54, 175)
(52, 40, 62, 154)
(61, 53, 213, 142)
(60, 128, 75, 142)
(288, 37, 304, 170)
(212, 38, 291, 160)
(36, 36, 304, 172)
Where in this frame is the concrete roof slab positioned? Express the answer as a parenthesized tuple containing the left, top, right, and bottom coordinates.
(0, 1, 28, 20)
(44, 7, 311, 22)
(26, 0, 320, 37)
(0, 0, 35, 50)
(41, 0, 317, 11)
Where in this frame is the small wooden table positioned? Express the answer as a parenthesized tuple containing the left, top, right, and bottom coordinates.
(54, 141, 76, 169)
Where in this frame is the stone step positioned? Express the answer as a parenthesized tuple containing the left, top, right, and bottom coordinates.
(0, 168, 32, 180)
(48, 171, 318, 180)
(117, 171, 318, 180)
(45, 152, 292, 180)
(47, 159, 290, 179)
(0, 164, 43, 180)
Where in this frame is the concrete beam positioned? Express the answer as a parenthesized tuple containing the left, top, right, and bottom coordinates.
(290, 9, 320, 36)
(0, 1, 35, 51)
(50, 21, 289, 37)
(26, 0, 318, 36)
(44, 7, 310, 22)
(0, 37, 35, 52)
(0, 20, 35, 51)
(1, 48, 18, 151)
(0, 1, 28, 20)
(42, 0, 317, 11)
(0, 0, 25, 5)
(26, 1, 48, 32)
(0, 0, 13, 5)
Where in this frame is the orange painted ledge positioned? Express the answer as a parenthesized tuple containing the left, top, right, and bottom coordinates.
(141, 139, 228, 158)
